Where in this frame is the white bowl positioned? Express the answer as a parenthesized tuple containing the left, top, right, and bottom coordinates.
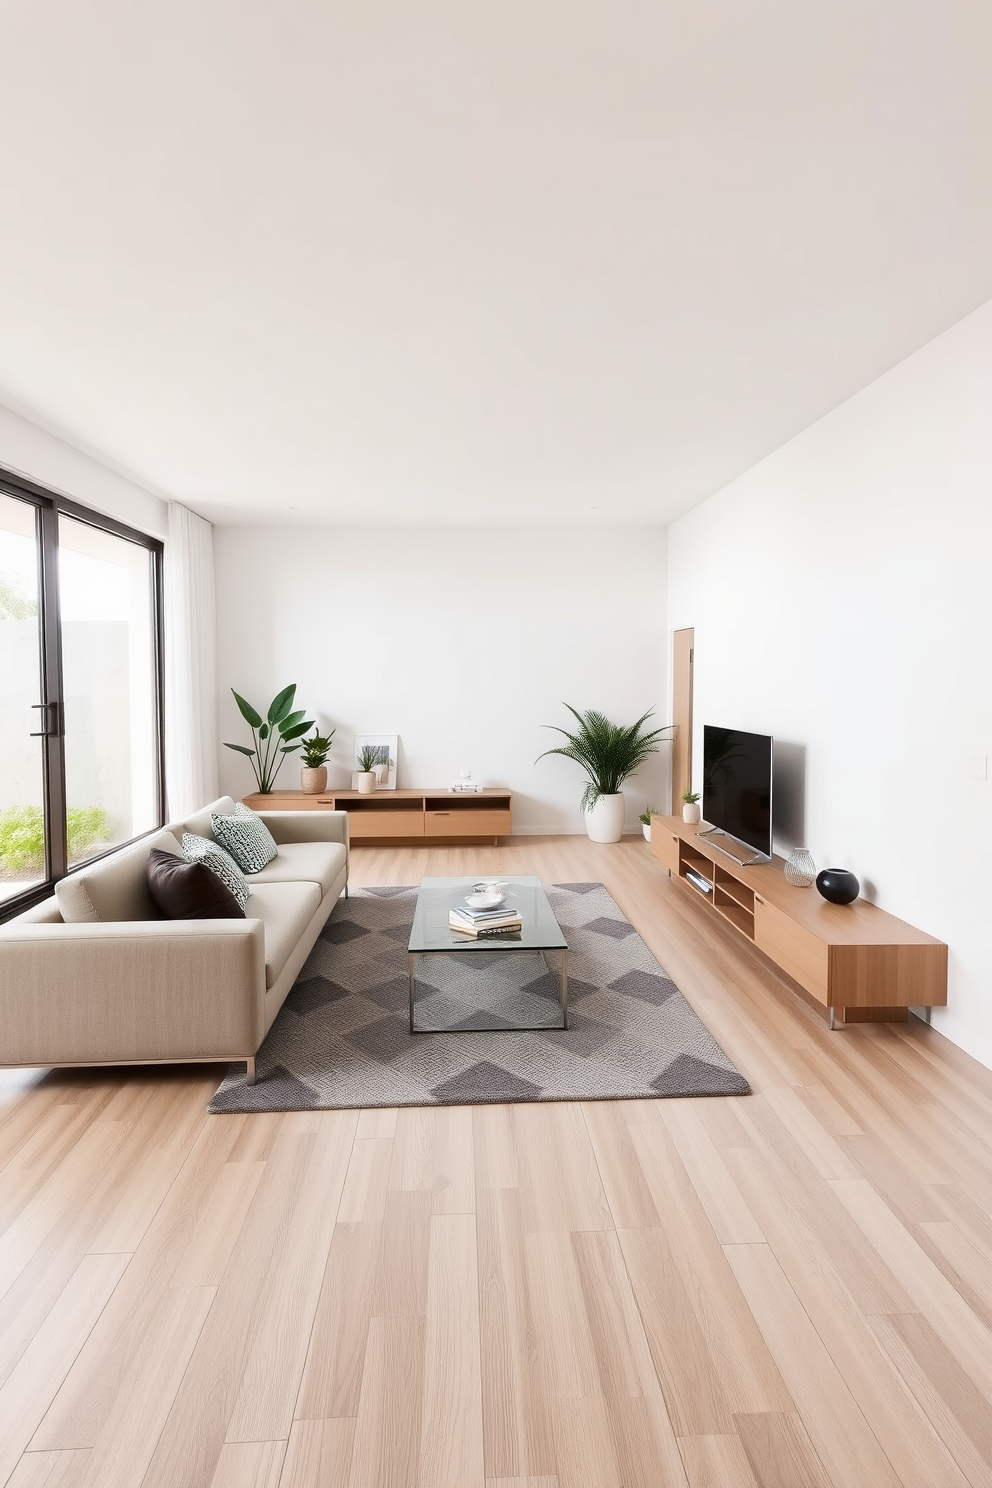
(465, 890, 507, 910)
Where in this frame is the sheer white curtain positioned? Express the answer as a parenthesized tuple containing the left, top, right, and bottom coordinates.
(164, 502, 219, 818)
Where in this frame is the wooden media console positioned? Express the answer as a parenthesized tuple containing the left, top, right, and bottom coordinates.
(650, 814, 947, 1027)
(245, 788, 513, 845)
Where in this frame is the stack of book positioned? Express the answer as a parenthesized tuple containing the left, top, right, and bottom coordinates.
(449, 902, 522, 937)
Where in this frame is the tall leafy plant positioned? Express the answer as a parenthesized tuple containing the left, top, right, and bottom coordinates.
(537, 706, 672, 810)
(224, 684, 315, 793)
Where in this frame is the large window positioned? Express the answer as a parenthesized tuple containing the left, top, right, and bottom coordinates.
(0, 472, 164, 914)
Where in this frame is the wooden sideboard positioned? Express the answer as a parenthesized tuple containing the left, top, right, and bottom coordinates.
(650, 814, 947, 1027)
(245, 788, 513, 846)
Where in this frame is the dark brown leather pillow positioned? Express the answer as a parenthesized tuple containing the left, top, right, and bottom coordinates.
(146, 847, 246, 919)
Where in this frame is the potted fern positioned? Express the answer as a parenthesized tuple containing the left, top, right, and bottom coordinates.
(300, 729, 335, 794)
(538, 706, 673, 843)
(638, 806, 656, 843)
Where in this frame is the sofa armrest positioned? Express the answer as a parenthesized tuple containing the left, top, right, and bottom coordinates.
(0, 919, 266, 1067)
(257, 810, 350, 850)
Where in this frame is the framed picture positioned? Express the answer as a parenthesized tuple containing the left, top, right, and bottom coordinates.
(352, 733, 399, 791)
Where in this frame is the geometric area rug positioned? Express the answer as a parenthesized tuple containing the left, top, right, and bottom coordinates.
(209, 883, 750, 1113)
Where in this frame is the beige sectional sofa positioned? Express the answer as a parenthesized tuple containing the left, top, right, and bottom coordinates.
(0, 796, 349, 1084)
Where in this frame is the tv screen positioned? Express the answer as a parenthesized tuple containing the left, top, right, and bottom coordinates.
(702, 726, 772, 858)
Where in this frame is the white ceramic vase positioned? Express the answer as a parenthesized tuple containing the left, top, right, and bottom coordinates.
(300, 766, 327, 795)
(682, 802, 701, 824)
(357, 771, 376, 795)
(584, 793, 626, 843)
(642, 823, 652, 842)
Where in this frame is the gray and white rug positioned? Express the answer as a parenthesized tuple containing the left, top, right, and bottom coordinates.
(210, 883, 750, 1112)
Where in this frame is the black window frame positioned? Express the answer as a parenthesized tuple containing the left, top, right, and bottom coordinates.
(0, 465, 166, 920)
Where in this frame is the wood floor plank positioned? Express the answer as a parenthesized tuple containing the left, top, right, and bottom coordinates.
(615, 1226, 735, 1437)
(139, 1130, 330, 1488)
(5, 1450, 90, 1488)
(419, 1213, 485, 1488)
(865, 1310, 992, 1488)
(829, 1176, 992, 1398)
(733, 1411, 834, 1488)
(581, 1103, 662, 1230)
(477, 1187, 556, 1481)
(370, 1188, 432, 1318)
(473, 1105, 519, 1191)
(0, 1253, 129, 1487)
(294, 1221, 381, 1421)
(570, 1230, 689, 1488)
(723, 1243, 904, 1488)
(69, 1286, 216, 1488)
(658, 1102, 765, 1245)
(627, 1120, 793, 1417)
(349, 1315, 425, 1488)
(208, 1439, 287, 1488)
(677, 1435, 760, 1488)
(225, 1117, 355, 1443)
(515, 1104, 612, 1235)
(280, 1418, 355, 1488)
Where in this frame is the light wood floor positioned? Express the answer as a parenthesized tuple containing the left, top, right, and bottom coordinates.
(2, 836, 992, 1488)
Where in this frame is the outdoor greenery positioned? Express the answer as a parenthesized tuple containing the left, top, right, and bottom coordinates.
(301, 729, 335, 769)
(0, 804, 110, 875)
(0, 576, 37, 620)
(537, 706, 673, 811)
(223, 684, 315, 793)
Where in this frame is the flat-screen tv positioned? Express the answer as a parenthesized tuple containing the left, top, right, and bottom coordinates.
(702, 725, 772, 860)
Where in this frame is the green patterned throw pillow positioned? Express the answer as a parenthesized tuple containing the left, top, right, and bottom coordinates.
(210, 802, 278, 874)
(181, 832, 251, 912)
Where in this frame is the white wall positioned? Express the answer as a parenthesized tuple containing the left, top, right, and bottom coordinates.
(214, 526, 670, 834)
(0, 402, 167, 540)
(668, 298, 992, 1067)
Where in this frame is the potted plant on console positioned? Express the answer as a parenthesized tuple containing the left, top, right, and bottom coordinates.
(639, 807, 656, 843)
(680, 790, 701, 825)
(356, 741, 381, 795)
(538, 706, 672, 844)
(300, 728, 335, 795)
(224, 684, 315, 793)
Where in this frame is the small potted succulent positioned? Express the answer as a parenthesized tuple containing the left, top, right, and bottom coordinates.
(638, 806, 656, 843)
(680, 789, 701, 825)
(356, 741, 381, 795)
(300, 729, 335, 794)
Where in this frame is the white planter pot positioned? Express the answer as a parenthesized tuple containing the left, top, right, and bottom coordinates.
(357, 771, 376, 795)
(300, 766, 328, 795)
(642, 823, 651, 842)
(682, 802, 701, 824)
(584, 793, 626, 843)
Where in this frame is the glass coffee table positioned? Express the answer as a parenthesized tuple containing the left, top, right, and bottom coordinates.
(408, 876, 569, 1033)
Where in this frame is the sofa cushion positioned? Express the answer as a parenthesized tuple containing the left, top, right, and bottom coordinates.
(55, 829, 182, 923)
(181, 796, 239, 841)
(181, 833, 250, 913)
(211, 803, 278, 873)
(246, 840, 347, 896)
(247, 881, 322, 988)
(147, 848, 246, 919)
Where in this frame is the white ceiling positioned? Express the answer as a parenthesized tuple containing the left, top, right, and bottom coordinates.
(1, 1, 991, 528)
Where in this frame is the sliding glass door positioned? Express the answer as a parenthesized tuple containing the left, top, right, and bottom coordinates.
(0, 474, 164, 914)
(0, 494, 48, 904)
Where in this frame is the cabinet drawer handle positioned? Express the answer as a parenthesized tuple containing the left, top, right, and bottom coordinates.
(755, 895, 765, 904)
(434, 811, 449, 816)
